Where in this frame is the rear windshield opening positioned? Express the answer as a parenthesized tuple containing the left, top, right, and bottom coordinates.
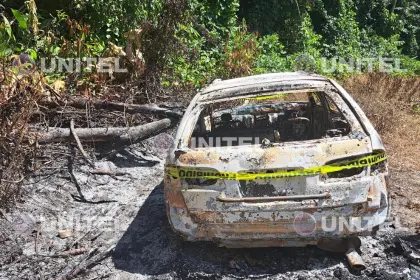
(190, 91, 351, 148)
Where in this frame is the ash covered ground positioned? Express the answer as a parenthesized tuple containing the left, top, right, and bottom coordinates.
(1, 133, 419, 280)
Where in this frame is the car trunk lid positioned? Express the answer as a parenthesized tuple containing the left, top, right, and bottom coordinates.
(173, 136, 372, 212)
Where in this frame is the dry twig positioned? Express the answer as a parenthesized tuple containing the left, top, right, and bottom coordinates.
(70, 119, 95, 168)
(90, 169, 129, 176)
(58, 244, 116, 279)
(40, 248, 90, 258)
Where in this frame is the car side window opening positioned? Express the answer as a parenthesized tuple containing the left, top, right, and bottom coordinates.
(190, 91, 351, 147)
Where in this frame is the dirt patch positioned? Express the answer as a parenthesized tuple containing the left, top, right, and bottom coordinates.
(389, 171, 420, 229)
(342, 73, 420, 171)
(342, 73, 420, 229)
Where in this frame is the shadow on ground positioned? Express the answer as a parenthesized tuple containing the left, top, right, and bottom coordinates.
(113, 182, 346, 278)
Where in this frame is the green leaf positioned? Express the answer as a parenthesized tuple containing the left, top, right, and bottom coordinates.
(2, 15, 13, 39)
(52, 46, 61, 56)
(11, 9, 28, 30)
(28, 49, 37, 60)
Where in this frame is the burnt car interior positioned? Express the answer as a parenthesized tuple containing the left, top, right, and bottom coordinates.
(190, 91, 351, 147)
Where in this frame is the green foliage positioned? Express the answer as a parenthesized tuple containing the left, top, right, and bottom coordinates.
(167, 18, 258, 88)
(163, 0, 241, 88)
(298, 13, 322, 56)
(238, 0, 311, 52)
(11, 9, 28, 30)
(293, 53, 318, 72)
(220, 20, 259, 78)
(0, 15, 14, 56)
(1, 9, 35, 57)
(2, 0, 420, 93)
(360, 32, 403, 57)
(253, 34, 287, 74)
(167, 22, 222, 88)
(321, 0, 362, 59)
(71, 0, 165, 43)
(400, 56, 420, 75)
(190, 0, 240, 34)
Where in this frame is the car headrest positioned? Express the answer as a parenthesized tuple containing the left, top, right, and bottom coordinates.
(221, 113, 233, 122)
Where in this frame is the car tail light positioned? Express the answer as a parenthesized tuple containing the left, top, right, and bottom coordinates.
(325, 167, 364, 179)
(323, 156, 365, 179)
(370, 159, 387, 174)
(323, 152, 387, 179)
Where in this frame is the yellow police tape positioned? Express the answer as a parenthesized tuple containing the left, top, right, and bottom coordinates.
(242, 93, 287, 101)
(166, 153, 387, 181)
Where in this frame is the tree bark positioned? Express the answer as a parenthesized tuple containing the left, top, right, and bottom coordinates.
(33, 118, 172, 144)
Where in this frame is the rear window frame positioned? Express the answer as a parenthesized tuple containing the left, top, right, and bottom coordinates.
(177, 85, 365, 150)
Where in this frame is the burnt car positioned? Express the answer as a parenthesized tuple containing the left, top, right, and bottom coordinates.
(164, 72, 389, 248)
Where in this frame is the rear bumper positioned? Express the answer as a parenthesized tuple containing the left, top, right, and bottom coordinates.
(164, 174, 389, 248)
(167, 203, 388, 247)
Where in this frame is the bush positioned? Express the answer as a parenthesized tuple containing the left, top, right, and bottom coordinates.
(0, 60, 42, 208)
(253, 34, 287, 74)
(221, 20, 259, 79)
(70, 0, 165, 44)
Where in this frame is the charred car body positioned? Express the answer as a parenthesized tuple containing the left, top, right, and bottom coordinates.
(164, 72, 389, 248)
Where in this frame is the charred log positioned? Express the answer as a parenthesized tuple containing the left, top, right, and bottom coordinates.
(33, 118, 172, 144)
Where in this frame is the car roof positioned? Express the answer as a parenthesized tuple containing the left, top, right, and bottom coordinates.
(198, 72, 331, 102)
(201, 72, 329, 94)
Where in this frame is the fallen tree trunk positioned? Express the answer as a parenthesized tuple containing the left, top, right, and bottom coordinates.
(41, 98, 184, 118)
(33, 118, 172, 144)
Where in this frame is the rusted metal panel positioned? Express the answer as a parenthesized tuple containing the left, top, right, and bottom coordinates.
(164, 72, 389, 248)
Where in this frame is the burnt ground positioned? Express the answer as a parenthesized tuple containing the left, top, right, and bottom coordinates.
(0, 132, 420, 280)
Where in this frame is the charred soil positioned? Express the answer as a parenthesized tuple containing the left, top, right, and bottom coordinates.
(0, 73, 419, 279)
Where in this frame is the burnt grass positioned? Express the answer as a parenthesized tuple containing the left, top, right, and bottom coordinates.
(1, 73, 420, 279)
(112, 182, 417, 280)
(0, 132, 419, 280)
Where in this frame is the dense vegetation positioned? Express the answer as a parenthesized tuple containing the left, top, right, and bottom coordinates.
(1, 0, 420, 92)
